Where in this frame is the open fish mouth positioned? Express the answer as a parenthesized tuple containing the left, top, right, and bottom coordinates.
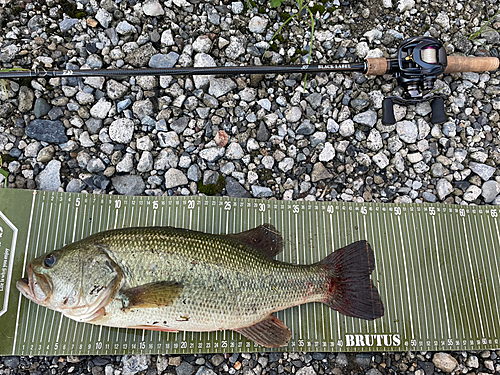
(16, 264, 52, 304)
(16, 277, 31, 297)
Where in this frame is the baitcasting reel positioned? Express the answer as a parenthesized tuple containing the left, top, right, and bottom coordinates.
(382, 36, 448, 125)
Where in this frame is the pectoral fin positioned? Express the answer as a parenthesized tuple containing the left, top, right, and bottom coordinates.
(234, 315, 292, 348)
(121, 281, 183, 310)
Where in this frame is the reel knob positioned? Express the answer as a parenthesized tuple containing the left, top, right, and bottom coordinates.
(430, 97, 447, 124)
(382, 98, 396, 125)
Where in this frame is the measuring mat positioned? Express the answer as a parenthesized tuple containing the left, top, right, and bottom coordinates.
(0, 188, 499, 355)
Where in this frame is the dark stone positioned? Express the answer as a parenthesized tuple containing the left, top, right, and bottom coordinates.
(417, 361, 435, 375)
(26, 119, 68, 143)
(3, 356, 20, 368)
(355, 353, 372, 369)
(176, 362, 195, 375)
(256, 122, 270, 141)
(92, 357, 110, 366)
(351, 98, 370, 111)
(225, 177, 251, 198)
(64, 63, 82, 86)
(454, 180, 470, 191)
(296, 120, 315, 135)
(86, 43, 98, 54)
(312, 353, 325, 361)
(9, 148, 22, 158)
(48, 106, 64, 120)
(269, 353, 282, 362)
(34, 98, 52, 118)
(171, 116, 190, 134)
(0, 103, 15, 118)
(86, 117, 103, 134)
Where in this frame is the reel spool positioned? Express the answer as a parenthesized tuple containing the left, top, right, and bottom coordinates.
(383, 37, 448, 125)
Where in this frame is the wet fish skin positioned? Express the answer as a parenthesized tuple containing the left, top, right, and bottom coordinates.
(17, 224, 384, 348)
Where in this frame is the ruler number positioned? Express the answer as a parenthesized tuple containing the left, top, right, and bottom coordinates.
(429, 207, 435, 216)
(224, 201, 232, 211)
(394, 207, 401, 216)
(459, 208, 465, 217)
(326, 206, 334, 214)
(115, 200, 122, 209)
(491, 209, 498, 218)
(188, 200, 195, 209)
(95, 342, 102, 350)
(259, 203, 266, 212)
(75, 197, 81, 207)
(360, 206, 367, 215)
(180, 341, 187, 349)
(140, 342, 146, 349)
(293, 205, 299, 214)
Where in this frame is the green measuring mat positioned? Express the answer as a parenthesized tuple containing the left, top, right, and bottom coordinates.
(0, 189, 499, 355)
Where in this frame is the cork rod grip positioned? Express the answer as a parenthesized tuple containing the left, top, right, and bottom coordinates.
(365, 58, 389, 75)
(445, 56, 499, 73)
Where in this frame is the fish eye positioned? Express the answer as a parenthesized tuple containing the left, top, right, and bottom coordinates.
(44, 254, 57, 268)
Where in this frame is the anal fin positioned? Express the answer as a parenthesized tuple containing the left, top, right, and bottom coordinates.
(234, 315, 291, 348)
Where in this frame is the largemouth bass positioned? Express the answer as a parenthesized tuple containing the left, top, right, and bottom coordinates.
(17, 224, 384, 347)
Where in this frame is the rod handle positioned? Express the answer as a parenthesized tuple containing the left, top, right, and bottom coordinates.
(445, 56, 499, 73)
(365, 58, 389, 75)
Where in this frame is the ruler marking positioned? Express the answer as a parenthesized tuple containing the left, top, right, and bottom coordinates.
(382, 211, 396, 333)
(408, 211, 423, 343)
(419, 210, 438, 344)
(335, 206, 342, 339)
(8, 193, 500, 354)
(454, 211, 478, 342)
(444, 210, 468, 344)
(462, 216, 485, 337)
(13, 191, 37, 354)
(431, 215, 451, 338)
(486, 214, 500, 324)
(47, 199, 62, 344)
(325, 207, 334, 341)
(33, 197, 55, 344)
(396, 215, 414, 340)
(389, 213, 404, 336)
(437, 212, 459, 342)
(474, 214, 496, 338)
(372, 206, 385, 333)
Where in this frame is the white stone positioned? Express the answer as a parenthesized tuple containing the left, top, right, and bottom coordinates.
(249, 16, 268, 34)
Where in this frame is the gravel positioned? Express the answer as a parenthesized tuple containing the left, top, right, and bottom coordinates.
(1, 0, 500, 368)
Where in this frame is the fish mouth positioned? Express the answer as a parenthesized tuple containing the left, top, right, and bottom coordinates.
(16, 263, 52, 304)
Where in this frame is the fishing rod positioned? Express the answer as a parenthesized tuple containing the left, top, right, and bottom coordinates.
(1, 36, 498, 125)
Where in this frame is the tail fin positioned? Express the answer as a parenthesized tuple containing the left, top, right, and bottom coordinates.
(320, 240, 384, 320)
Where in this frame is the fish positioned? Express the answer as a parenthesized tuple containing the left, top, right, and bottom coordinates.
(16, 224, 384, 348)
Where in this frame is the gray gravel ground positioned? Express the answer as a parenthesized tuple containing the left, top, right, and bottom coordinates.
(1, 0, 500, 372)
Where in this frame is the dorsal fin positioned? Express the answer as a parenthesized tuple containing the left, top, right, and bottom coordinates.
(229, 224, 283, 259)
